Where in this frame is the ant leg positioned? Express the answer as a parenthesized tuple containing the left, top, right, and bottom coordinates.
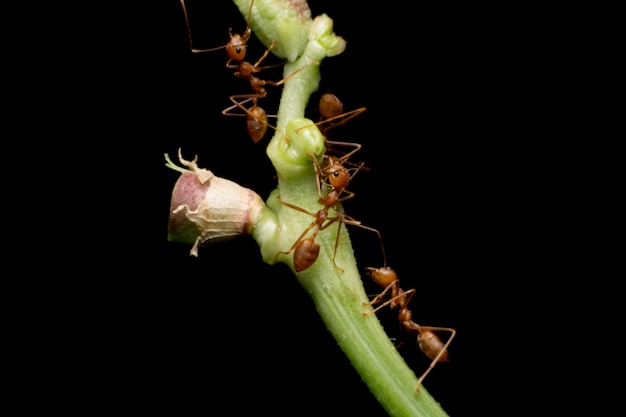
(363, 287, 416, 316)
(297, 107, 367, 135)
(340, 213, 387, 268)
(325, 140, 362, 168)
(179, 0, 230, 53)
(273, 196, 319, 264)
(252, 39, 278, 68)
(306, 151, 326, 200)
(221, 96, 257, 116)
(262, 60, 320, 88)
(273, 222, 316, 264)
(322, 106, 367, 130)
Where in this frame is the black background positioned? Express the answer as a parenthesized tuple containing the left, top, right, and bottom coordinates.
(19, 1, 574, 416)
(143, 2, 511, 415)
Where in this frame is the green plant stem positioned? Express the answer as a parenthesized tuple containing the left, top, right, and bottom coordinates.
(235, 2, 451, 415)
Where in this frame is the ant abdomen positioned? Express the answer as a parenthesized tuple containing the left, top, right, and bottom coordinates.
(294, 237, 320, 272)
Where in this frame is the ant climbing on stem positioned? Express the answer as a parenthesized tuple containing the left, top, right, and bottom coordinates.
(221, 96, 278, 144)
(316, 93, 367, 139)
(274, 152, 386, 272)
(363, 266, 456, 393)
(179, 0, 318, 143)
(179, 0, 286, 99)
(297, 93, 369, 192)
(275, 100, 382, 271)
(179, 0, 259, 59)
(311, 148, 366, 215)
(298, 93, 367, 159)
(222, 59, 320, 143)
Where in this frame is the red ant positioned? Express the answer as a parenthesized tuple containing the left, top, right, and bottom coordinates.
(298, 93, 367, 158)
(297, 93, 369, 190)
(220, 96, 277, 144)
(289, 93, 366, 187)
(311, 149, 366, 217)
(363, 266, 456, 393)
(316, 92, 367, 139)
(223, 59, 319, 143)
(274, 152, 386, 272)
(275, 98, 380, 271)
(180, 0, 283, 82)
(179, 0, 288, 104)
(179, 0, 318, 143)
(179, 0, 258, 59)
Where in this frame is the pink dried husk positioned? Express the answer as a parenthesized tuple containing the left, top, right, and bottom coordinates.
(167, 153, 264, 256)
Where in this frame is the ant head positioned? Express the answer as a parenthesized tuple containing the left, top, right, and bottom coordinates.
(225, 28, 251, 62)
(322, 157, 351, 189)
(365, 266, 397, 287)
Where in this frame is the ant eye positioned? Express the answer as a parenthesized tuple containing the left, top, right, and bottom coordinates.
(226, 43, 246, 61)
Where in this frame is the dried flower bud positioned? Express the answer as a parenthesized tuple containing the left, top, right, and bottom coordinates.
(166, 150, 265, 257)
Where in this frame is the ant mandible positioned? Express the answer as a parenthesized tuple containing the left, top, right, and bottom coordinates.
(363, 266, 456, 393)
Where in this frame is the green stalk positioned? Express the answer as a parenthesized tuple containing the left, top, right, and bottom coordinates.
(236, 1, 450, 415)
(174, 1, 451, 415)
